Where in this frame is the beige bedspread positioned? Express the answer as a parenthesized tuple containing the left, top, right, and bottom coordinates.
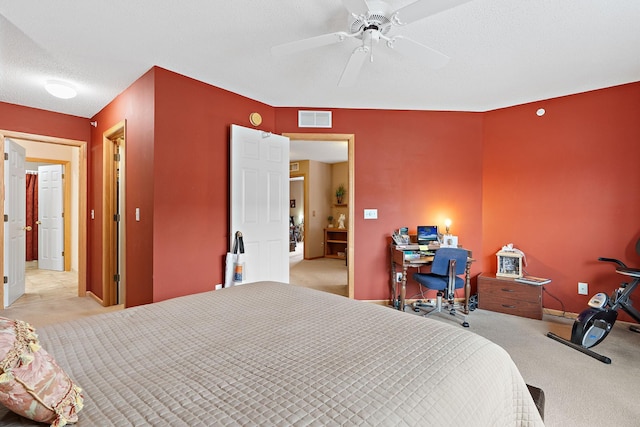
(0, 282, 544, 426)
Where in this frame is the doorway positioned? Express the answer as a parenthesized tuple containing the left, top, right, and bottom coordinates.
(23, 158, 76, 303)
(0, 130, 88, 308)
(285, 133, 355, 299)
(102, 122, 126, 306)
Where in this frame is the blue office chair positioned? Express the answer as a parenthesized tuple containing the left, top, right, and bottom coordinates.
(412, 247, 470, 327)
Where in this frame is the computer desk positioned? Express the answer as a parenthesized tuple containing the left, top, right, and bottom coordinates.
(390, 244, 474, 313)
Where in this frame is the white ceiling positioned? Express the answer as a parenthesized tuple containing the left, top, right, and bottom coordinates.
(0, 0, 638, 119)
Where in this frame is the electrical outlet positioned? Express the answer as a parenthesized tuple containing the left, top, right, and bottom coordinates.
(578, 282, 588, 295)
(396, 273, 403, 283)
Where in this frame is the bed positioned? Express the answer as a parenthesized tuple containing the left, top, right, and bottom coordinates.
(0, 282, 544, 426)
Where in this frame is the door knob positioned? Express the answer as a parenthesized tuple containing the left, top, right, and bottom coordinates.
(23, 226, 33, 231)
(36, 221, 42, 225)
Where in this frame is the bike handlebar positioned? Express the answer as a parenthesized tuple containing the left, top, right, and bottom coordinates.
(598, 257, 628, 268)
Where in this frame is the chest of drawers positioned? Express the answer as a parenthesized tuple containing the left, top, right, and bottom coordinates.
(477, 273, 543, 320)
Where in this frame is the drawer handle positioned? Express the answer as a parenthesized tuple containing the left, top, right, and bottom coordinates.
(501, 304, 517, 309)
(501, 288, 515, 292)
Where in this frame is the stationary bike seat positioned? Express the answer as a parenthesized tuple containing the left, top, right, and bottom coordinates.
(616, 267, 640, 279)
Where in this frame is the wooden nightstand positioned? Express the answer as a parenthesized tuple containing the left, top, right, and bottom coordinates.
(477, 273, 543, 320)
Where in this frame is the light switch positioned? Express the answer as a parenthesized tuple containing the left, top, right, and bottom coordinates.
(135, 208, 140, 221)
(91, 209, 95, 220)
(364, 209, 378, 219)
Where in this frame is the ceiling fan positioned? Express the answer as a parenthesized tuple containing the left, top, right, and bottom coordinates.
(271, 0, 472, 87)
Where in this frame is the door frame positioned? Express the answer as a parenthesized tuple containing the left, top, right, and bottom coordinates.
(102, 121, 126, 306)
(0, 130, 88, 305)
(283, 133, 355, 299)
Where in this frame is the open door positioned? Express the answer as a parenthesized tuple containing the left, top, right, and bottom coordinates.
(3, 138, 26, 307)
(37, 164, 64, 271)
(230, 125, 290, 283)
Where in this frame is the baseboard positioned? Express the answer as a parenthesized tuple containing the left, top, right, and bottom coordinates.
(371, 301, 583, 319)
(86, 291, 104, 305)
(543, 307, 578, 319)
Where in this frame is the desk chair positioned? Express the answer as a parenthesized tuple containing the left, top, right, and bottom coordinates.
(412, 247, 470, 327)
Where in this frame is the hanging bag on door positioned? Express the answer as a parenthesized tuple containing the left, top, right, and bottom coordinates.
(232, 231, 246, 284)
(225, 231, 245, 287)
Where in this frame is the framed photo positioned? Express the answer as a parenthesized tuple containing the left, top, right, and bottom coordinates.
(441, 235, 458, 248)
(496, 251, 523, 278)
(290, 199, 296, 208)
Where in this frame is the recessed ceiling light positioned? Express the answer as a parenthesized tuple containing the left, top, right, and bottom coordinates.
(44, 80, 77, 99)
(536, 108, 546, 116)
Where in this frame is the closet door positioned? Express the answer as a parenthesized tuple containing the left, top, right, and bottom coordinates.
(38, 164, 64, 271)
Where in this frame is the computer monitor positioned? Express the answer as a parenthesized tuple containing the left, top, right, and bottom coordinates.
(417, 225, 438, 245)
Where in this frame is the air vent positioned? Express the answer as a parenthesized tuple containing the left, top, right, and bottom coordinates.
(298, 111, 332, 128)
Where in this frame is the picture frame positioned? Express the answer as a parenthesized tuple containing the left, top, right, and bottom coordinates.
(496, 250, 524, 278)
(441, 235, 458, 248)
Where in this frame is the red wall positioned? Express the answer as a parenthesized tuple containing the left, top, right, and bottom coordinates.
(482, 82, 640, 320)
(275, 108, 484, 301)
(0, 102, 89, 143)
(4, 73, 639, 319)
(89, 69, 156, 306)
(151, 68, 276, 302)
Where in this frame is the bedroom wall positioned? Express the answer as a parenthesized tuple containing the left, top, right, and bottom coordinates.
(3, 73, 638, 318)
(151, 68, 277, 302)
(89, 67, 277, 305)
(275, 108, 485, 301)
(0, 102, 89, 143)
(89, 68, 156, 306)
(482, 81, 640, 320)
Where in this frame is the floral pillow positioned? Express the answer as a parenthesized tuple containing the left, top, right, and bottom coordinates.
(0, 317, 83, 427)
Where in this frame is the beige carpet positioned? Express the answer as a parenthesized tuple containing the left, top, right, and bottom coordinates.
(410, 306, 640, 427)
(289, 242, 348, 297)
(1, 262, 120, 327)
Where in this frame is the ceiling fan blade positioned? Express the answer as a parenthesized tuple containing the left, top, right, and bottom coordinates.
(388, 36, 450, 69)
(393, 0, 472, 25)
(271, 32, 351, 56)
(338, 45, 370, 87)
(342, 0, 370, 16)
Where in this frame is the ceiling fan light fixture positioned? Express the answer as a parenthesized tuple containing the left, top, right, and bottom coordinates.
(44, 80, 77, 99)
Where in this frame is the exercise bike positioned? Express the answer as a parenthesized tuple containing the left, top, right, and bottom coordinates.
(547, 256, 640, 364)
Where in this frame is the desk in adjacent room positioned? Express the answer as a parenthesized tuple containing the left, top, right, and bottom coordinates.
(390, 244, 473, 313)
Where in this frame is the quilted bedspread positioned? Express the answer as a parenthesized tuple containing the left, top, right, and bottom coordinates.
(0, 282, 544, 426)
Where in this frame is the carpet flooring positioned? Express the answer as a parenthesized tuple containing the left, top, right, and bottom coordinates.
(4, 260, 638, 426)
(412, 306, 640, 427)
(289, 242, 348, 297)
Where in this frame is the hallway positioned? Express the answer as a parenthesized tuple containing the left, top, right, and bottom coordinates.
(289, 243, 348, 297)
(1, 262, 119, 327)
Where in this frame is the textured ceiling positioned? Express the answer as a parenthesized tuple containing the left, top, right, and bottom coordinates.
(0, 0, 639, 119)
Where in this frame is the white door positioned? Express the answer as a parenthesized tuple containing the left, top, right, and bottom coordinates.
(230, 125, 290, 284)
(4, 138, 26, 307)
(37, 164, 64, 271)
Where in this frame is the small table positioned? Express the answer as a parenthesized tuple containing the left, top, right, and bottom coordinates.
(390, 244, 473, 313)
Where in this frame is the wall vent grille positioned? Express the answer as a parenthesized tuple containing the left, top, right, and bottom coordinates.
(298, 110, 332, 128)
